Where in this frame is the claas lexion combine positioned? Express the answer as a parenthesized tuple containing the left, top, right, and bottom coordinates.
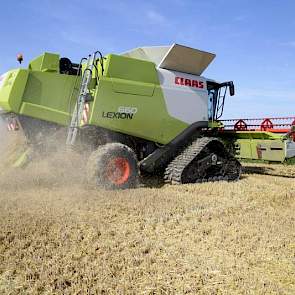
(0, 44, 294, 189)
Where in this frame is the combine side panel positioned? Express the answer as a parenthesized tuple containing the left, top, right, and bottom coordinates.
(88, 54, 189, 144)
(0, 69, 29, 113)
(19, 71, 79, 126)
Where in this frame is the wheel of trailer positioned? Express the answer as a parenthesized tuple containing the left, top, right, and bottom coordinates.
(87, 143, 139, 189)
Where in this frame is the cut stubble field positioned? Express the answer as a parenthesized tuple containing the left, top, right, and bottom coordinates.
(0, 159, 295, 294)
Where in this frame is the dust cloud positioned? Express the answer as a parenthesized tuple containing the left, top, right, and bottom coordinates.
(0, 115, 23, 169)
(0, 120, 88, 191)
(1, 115, 295, 293)
(0, 115, 9, 163)
(1, 165, 295, 294)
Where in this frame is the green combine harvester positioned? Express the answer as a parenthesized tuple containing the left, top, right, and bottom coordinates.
(0, 44, 294, 188)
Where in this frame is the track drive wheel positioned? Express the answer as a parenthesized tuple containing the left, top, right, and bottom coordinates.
(87, 143, 139, 189)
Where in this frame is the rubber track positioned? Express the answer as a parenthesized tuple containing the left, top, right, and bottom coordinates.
(164, 137, 240, 185)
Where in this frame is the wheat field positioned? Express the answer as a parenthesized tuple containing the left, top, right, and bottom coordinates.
(0, 153, 294, 294)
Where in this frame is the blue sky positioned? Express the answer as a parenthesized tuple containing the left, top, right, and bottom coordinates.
(0, 0, 294, 118)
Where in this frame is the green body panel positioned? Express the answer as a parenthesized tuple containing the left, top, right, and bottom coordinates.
(12, 148, 32, 168)
(28, 52, 59, 72)
(89, 78, 187, 144)
(208, 121, 224, 128)
(104, 54, 159, 84)
(0, 69, 29, 112)
(88, 54, 188, 144)
(20, 71, 79, 125)
(0, 53, 80, 126)
(220, 131, 287, 162)
(224, 131, 283, 140)
(0, 52, 188, 144)
(235, 139, 285, 162)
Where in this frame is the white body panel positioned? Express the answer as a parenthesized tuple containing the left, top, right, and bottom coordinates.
(157, 68, 208, 124)
(122, 44, 215, 75)
(121, 45, 170, 66)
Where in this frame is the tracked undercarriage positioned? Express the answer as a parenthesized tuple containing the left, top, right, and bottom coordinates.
(164, 137, 241, 184)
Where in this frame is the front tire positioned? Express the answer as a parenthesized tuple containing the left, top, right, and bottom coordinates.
(87, 143, 139, 189)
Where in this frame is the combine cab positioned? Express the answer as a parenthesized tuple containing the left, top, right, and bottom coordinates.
(0, 44, 242, 188)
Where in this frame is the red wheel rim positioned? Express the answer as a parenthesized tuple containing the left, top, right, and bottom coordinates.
(106, 157, 131, 185)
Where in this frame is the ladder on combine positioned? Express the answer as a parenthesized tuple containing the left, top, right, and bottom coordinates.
(66, 52, 99, 146)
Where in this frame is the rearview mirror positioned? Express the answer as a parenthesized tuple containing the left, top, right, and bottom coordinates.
(229, 81, 235, 96)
